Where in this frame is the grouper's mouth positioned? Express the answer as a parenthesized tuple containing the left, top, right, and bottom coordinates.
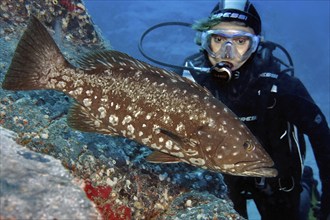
(236, 162, 278, 177)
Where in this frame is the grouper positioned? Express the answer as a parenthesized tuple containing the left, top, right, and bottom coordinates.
(2, 16, 277, 177)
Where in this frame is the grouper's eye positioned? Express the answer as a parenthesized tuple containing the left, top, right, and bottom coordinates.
(243, 141, 255, 152)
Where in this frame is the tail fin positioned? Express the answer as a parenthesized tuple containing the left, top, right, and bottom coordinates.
(2, 15, 70, 91)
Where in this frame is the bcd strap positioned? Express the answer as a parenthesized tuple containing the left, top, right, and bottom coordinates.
(256, 72, 279, 136)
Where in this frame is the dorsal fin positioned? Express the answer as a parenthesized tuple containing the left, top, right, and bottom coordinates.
(77, 50, 152, 71)
(76, 50, 184, 80)
(76, 50, 211, 98)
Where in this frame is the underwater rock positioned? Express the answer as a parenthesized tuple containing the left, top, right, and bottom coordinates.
(0, 127, 100, 219)
(0, 0, 106, 49)
(166, 191, 244, 220)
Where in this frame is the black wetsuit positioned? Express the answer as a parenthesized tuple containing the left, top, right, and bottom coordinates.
(181, 52, 330, 220)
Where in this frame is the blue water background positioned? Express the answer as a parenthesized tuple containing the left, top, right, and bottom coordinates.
(84, 0, 329, 218)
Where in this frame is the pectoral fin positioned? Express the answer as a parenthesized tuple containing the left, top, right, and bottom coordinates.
(146, 151, 181, 163)
(158, 128, 199, 149)
(67, 103, 119, 136)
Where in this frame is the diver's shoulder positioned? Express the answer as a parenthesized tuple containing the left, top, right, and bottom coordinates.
(276, 74, 311, 96)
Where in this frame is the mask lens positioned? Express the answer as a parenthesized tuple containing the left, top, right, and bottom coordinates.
(202, 30, 259, 60)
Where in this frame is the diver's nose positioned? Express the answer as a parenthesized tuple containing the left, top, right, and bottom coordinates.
(221, 42, 234, 59)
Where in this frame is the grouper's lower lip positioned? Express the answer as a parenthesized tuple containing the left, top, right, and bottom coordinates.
(246, 167, 278, 177)
(237, 162, 278, 177)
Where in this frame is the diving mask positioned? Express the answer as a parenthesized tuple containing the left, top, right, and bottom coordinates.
(201, 29, 260, 61)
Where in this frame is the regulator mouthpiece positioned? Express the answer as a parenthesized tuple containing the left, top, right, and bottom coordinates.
(210, 62, 239, 82)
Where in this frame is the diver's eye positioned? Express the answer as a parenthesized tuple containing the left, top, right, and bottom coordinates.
(243, 141, 255, 152)
(234, 37, 248, 45)
(212, 35, 226, 43)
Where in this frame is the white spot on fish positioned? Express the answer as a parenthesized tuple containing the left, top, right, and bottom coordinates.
(165, 140, 173, 150)
(142, 135, 152, 145)
(109, 115, 119, 126)
(153, 125, 160, 134)
(146, 113, 152, 120)
(127, 124, 135, 135)
(98, 107, 107, 119)
(185, 149, 198, 156)
(62, 75, 71, 82)
(101, 96, 108, 103)
(208, 119, 216, 128)
(83, 98, 92, 107)
(122, 115, 132, 125)
(74, 80, 84, 87)
(175, 122, 185, 133)
(94, 120, 101, 127)
(162, 115, 172, 124)
(172, 152, 184, 158)
(86, 90, 93, 96)
(139, 131, 144, 137)
(49, 79, 57, 87)
(115, 104, 120, 110)
(189, 158, 205, 166)
(133, 110, 142, 118)
(69, 87, 83, 96)
(57, 81, 66, 88)
(161, 149, 169, 154)
(223, 164, 235, 169)
(159, 137, 164, 143)
(206, 146, 212, 152)
(151, 143, 161, 150)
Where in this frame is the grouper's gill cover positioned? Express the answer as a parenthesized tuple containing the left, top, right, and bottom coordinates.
(2, 16, 277, 177)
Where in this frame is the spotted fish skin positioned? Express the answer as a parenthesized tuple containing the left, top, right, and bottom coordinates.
(2, 16, 277, 177)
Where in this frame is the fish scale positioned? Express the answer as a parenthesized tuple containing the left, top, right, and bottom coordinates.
(2, 16, 278, 177)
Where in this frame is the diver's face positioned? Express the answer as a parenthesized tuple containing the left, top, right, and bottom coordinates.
(207, 22, 256, 70)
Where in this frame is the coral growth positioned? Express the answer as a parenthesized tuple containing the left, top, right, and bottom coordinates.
(84, 180, 131, 220)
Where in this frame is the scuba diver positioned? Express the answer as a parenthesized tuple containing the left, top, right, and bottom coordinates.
(177, 0, 330, 219)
